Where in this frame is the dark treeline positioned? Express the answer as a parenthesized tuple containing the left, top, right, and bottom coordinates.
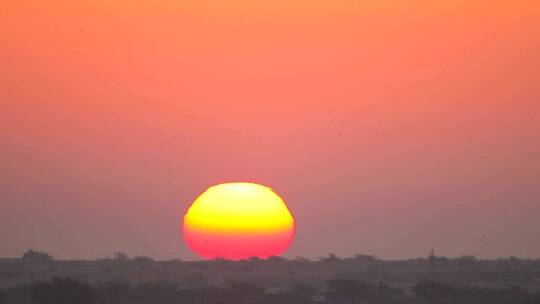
(1, 250, 540, 303)
(2, 276, 540, 304)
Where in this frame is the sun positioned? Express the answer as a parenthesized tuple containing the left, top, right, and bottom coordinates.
(183, 182, 295, 260)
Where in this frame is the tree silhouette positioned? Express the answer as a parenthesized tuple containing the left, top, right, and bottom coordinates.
(133, 256, 154, 265)
(350, 254, 378, 263)
(267, 255, 287, 263)
(22, 249, 53, 263)
(322, 253, 341, 263)
(114, 252, 129, 261)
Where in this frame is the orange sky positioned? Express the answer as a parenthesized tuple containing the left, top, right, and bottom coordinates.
(1, 0, 540, 260)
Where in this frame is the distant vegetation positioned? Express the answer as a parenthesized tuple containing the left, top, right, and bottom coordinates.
(21, 250, 53, 263)
(1, 276, 540, 304)
(1, 251, 540, 303)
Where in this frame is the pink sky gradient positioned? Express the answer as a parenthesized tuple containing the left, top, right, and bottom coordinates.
(1, 0, 540, 260)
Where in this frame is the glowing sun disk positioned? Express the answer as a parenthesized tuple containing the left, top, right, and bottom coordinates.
(183, 182, 295, 260)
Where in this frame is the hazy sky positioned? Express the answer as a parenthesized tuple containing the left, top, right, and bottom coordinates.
(1, 0, 540, 260)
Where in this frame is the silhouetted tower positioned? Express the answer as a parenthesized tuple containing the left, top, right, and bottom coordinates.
(428, 248, 437, 269)
(428, 248, 439, 264)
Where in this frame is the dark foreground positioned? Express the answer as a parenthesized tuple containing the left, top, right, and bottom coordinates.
(1, 251, 540, 304)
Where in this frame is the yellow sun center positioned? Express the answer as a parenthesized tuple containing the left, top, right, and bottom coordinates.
(183, 182, 295, 260)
